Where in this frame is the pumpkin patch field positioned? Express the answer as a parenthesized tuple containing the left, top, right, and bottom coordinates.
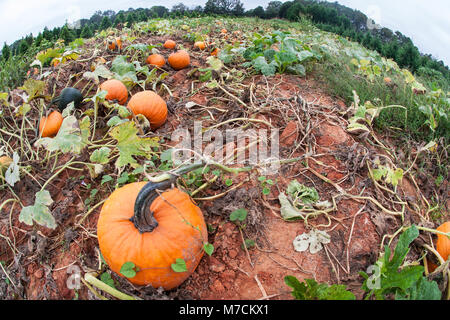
(0, 17, 449, 301)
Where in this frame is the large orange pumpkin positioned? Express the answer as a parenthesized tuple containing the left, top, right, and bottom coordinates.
(168, 50, 190, 70)
(146, 54, 166, 67)
(97, 181, 207, 290)
(127, 90, 167, 129)
(39, 111, 63, 138)
(163, 40, 176, 49)
(100, 79, 128, 105)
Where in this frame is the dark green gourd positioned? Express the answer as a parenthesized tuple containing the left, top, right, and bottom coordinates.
(51, 87, 83, 111)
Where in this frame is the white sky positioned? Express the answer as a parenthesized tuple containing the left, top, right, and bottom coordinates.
(0, 0, 448, 65)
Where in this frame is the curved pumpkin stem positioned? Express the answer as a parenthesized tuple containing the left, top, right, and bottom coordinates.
(132, 162, 206, 233)
(132, 180, 173, 233)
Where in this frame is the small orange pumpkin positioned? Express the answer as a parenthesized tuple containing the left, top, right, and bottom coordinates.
(436, 221, 450, 262)
(127, 90, 167, 129)
(210, 48, 219, 56)
(146, 54, 166, 67)
(100, 79, 128, 105)
(194, 41, 206, 50)
(107, 40, 116, 51)
(39, 111, 63, 138)
(115, 37, 122, 50)
(97, 181, 207, 289)
(168, 50, 190, 70)
(163, 40, 176, 49)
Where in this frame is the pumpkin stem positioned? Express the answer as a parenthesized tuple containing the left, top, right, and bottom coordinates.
(132, 162, 206, 233)
(131, 180, 173, 233)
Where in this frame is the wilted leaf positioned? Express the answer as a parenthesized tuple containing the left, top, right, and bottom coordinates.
(5, 152, 20, 186)
(19, 190, 56, 229)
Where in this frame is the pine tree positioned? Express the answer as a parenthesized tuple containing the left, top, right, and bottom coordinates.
(59, 25, 75, 43)
(99, 16, 112, 30)
(2, 42, 11, 61)
(81, 25, 94, 38)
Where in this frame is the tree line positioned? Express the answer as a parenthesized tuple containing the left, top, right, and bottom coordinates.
(1, 0, 448, 83)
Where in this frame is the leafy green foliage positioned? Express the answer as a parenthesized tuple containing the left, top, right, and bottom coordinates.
(109, 121, 159, 168)
(285, 276, 355, 300)
(359, 225, 441, 300)
(243, 31, 317, 76)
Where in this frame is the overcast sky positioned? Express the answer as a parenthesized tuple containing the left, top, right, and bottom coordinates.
(0, 0, 448, 65)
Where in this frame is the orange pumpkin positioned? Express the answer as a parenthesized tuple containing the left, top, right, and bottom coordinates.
(100, 79, 128, 105)
(115, 37, 122, 50)
(210, 48, 219, 56)
(127, 90, 167, 129)
(163, 40, 176, 49)
(427, 221, 450, 273)
(97, 181, 207, 289)
(146, 54, 166, 67)
(39, 111, 63, 138)
(436, 221, 450, 262)
(194, 41, 206, 50)
(168, 50, 190, 70)
(107, 40, 116, 51)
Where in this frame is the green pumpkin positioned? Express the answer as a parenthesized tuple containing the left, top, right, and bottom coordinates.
(51, 87, 83, 111)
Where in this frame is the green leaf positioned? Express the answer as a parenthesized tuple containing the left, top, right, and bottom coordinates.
(241, 239, 255, 250)
(206, 56, 223, 72)
(100, 272, 115, 288)
(203, 243, 214, 256)
(19, 190, 56, 229)
(252, 56, 276, 76)
(90, 147, 111, 164)
(101, 175, 113, 185)
(79, 116, 91, 144)
(286, 180, 319, 205)
(230, 208, 248, 222)
(388, 225, 419, 271)
(109, 121, 159, 168)
(19, 79, 45, 101)
(395, 276, 441, 300)
(120, 262, 138, 278)
(171, 258, 187, 273)
(225, 178, 233, 186)
(285, 276, 355, 300)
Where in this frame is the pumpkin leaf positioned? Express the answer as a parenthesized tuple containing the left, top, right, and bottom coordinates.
(4, 152, 20, 187)
(19, 190, 56, 229)
(171, 258, 187, 273)
(90, 147, 111, 164)
(285, 276, 355, 300)
(120, 262, 138, 278)
(229, 208, 248, 222)
(109, 121, 159, 168)
(19, 79, 45, 102)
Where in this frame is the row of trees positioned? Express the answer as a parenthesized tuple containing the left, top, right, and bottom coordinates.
(1, 0, 448, 82)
